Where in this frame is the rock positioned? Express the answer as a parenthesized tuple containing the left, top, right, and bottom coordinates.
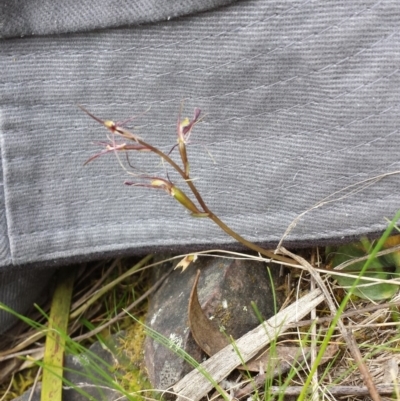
(144, 256, 283, 390)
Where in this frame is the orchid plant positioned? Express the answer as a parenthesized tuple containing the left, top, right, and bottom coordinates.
(80, 105, 292, 265)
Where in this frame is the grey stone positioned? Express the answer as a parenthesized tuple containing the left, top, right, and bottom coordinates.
(144, 256, 282, 390)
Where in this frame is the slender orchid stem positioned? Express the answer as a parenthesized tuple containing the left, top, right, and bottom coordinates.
(133, 138, 294, 265)
(82, 106, 295, 265)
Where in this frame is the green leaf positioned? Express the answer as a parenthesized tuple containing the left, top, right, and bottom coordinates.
(329, 241, 399, 301)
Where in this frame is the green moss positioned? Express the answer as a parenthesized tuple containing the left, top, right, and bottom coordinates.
(213, 303, 233, 333)
(0, 366, 41, 401)
(116, 317, 155, 395)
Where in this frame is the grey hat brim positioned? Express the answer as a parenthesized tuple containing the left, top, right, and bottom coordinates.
(1, 0, 399, 268)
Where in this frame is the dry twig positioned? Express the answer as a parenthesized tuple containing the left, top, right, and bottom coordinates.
(279, 247, 383, 401)
(173, 288, 325, 401)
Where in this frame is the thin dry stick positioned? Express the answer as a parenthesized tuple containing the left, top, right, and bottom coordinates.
(279, 247, 382, 401)
(0, 330, 45, 360)
(27, 366, 42, 401)
(233, 344, 339, 399)
(276, 170, 400, 250)
(0, 266, 172, 363)
(310, 277, 319, 401)
(289, 296, 400, 329)
(71, 259, 120, 310)
(173, 288, 325, 401)
(234, 362, 395, 399)
(188, 248, 400, 284)
(248, 385, 397, 397)
(70, 254, 153, 319)
(332, 243, 400, 271)
(0, 373, 14, 401)
(73, 267, 173, 342)
(0, 256, 153, 358)
(6, 299, 394, 364)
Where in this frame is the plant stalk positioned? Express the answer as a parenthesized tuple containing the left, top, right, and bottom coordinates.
(136, 138, 294, 265)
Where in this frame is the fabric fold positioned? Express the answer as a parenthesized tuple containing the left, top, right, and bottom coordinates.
(0, 0, 239, 38)
(0, 140, 12, 268)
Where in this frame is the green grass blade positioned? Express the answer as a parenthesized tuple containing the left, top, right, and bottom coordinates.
(41, 268, 75, 401)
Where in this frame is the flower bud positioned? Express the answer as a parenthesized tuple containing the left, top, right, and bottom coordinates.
(170, 186, 203, 215)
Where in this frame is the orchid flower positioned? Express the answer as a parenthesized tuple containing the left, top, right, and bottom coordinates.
(176, 108, 201, 176)
(125, 177, 208, 217)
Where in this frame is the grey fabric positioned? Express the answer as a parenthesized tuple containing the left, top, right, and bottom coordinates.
(1, 0, 400, 271)
(0, 268, 54, 333)
(0, 148, 11, 267)
(0, 0, 238, 38)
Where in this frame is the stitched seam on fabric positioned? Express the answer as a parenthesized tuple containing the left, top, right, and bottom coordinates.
(0, 83, 388, 138)
(12, 193, 396, 242)
(0, 0, 323, 60)
(207, 162, 400, 199)
(4, 99, 400, 181)
(2, 62, 399, 114)
(0, 0, 385, 106)
(6, 142, 397, 191)
(10, 165, 400, 237)
(2, 24, 396, 90)
(3, 65, 399, 162)
(3, 28, 396, 87)
(5, 136, 400, 195)
(10, 219, 389, 262)
(2, 63, 399, 181)
(9, 221, 386, 262)
(3, 65, 400, 171)
(4, 138, 400, 205)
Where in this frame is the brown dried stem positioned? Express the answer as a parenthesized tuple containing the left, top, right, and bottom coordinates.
(280, 248, 382, 401)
